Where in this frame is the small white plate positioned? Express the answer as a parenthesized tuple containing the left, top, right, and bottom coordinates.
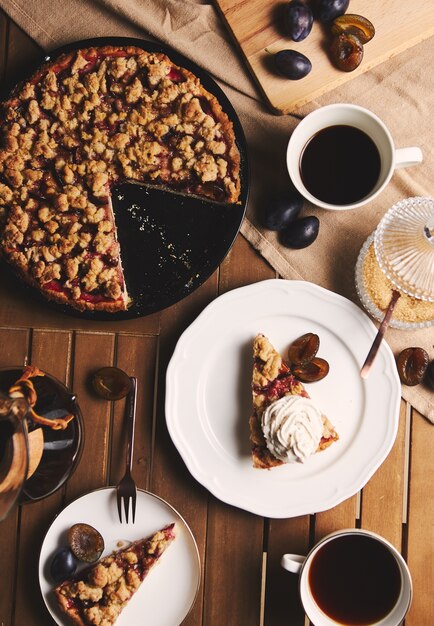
(165, 279, 401, 519)
(39, 487, 200, 626)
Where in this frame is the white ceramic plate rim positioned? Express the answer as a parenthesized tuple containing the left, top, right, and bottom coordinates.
(39, 487, 200, 626)
(165, 279, 401, 518)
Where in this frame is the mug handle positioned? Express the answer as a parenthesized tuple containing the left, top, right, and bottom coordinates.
(395, 147, 423, 169)
(281, 554, 306, 574)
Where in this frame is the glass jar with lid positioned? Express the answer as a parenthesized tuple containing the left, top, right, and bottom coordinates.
(356, 197, 434, 329)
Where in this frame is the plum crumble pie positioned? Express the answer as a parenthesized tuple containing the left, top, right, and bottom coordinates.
(0, 46, 241, 312)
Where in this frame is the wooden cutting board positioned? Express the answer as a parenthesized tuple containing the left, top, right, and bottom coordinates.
(214, 0, 434, 114)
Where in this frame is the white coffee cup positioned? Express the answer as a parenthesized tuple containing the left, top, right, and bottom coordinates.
(286, 103, 423, 211)
(281, 528, 412, 626)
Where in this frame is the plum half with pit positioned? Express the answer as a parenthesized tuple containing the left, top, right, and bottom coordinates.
(292, 357, 330, 382)
(329, 32, 364, 72)
(287, 332, 320, 366)
(92, 366, 131, 400)
(396, 347, 429, 386)
(287, 332, 330, 382)
(68, 523, 105, 563)
(331, 14, 375, 44)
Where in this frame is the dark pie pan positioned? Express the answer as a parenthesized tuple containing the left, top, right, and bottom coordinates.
(0, 368, 83, 503)
(0, 37, 249, 320)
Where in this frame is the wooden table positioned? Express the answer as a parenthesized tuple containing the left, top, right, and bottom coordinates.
(0, 11, 432, 626)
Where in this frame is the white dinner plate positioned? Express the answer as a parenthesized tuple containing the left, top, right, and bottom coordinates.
(165, 279, 401, 518)
(39, 487, 200, 626)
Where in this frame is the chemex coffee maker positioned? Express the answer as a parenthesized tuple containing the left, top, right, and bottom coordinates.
(0, 392, 29, 521)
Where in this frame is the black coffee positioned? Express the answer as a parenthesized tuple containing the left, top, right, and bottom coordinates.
(308, 534, 402, 625)
(300, 125, 381, 205)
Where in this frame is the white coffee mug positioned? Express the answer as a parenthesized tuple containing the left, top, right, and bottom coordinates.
(286, 103, 423, 211)
(281, 528, 412, 626)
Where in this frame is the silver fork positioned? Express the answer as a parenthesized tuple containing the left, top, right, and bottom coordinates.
(116, 376, 137, 523)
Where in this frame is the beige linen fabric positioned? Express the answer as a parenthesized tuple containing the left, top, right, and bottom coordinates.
(1, 0, 433, 421)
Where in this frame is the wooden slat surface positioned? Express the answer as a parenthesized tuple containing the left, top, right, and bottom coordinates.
(406, 410, 434, 626)
(0, 11, 432, 626)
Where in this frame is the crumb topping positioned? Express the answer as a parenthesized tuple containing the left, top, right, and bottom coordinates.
(253, 334, 283, 385)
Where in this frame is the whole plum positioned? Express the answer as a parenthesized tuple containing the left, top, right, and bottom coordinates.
(284, 1, 314, 42)
(264, 193, 303, 230)
(274, 49, 312, 80)
(315, 0, 349, 23)
(426, 360, 434, 390)
(50, 547, 77, 583)
(280, 216, 319, 249)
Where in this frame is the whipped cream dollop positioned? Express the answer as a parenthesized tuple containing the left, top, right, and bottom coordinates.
(261, 395, 323, 463)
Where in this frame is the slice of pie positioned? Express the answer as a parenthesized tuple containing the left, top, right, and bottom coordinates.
(0, 45, 241, 312)
(250, 334, 338, 468)
(54, 523, 176, 626)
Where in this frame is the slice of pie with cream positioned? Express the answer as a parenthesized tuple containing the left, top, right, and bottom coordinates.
(54, 524, 176, 626)
(249, 334, 338, 469)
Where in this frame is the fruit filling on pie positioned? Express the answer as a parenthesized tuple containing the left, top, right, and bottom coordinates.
(55, 523, 176, 626)
(250, 334, 338, 469)
(252, 357, 309, 403)
(0, 46, 241, 312)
